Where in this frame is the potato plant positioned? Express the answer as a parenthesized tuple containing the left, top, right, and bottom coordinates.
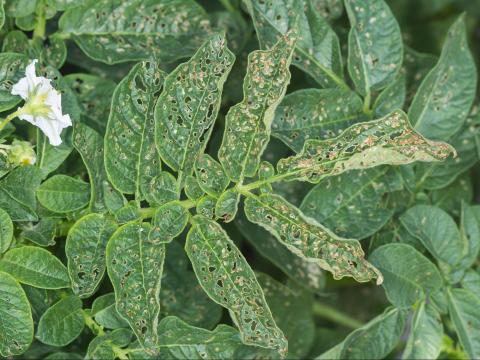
(0, 0, 479, 359)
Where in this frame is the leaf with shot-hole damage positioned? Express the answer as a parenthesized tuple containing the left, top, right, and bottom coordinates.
(155, 34, 234, 182)
(218, 31, 296, 182)
(106, 222, 166, 354)
(185, 215, 287, 356)
(104, 60, 164, 198)
(276, 110, 454, 183)
(244, 193, 382, 283)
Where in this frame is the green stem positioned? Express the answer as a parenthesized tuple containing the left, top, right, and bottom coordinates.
(312, 301, 363, 329)
(0, 110, 22, 132)
(362, 91, 372, 117)
(111, 345, 130, 360)
(237, 173, 290, 193)
(219, 0, 236, 12)
(33, 0, 46, 39)
(82, 310, 105, 337)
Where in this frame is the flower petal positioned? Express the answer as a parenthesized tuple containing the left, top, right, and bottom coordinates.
(11, 77, 30, 100)
(25, 59, 40, 89)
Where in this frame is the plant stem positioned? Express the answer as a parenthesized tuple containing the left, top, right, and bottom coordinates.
(312, 301, 363, 329)
(33, 0, 46, 39)
(362, 91, 372, 117)
(0, 110, 22, 132)
(220, 0, 236, 12)
(82, 310, 105, 337)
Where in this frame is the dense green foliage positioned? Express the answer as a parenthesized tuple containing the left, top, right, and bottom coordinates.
(0, 0, 479, 359)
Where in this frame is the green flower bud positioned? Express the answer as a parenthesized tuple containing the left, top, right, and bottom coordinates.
(7, 140, 36, 166)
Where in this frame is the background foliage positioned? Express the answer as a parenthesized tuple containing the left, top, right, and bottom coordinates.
(0, 0, 480, 359)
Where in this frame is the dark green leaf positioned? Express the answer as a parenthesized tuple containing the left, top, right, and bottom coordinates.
(0, 208, 13, 253)
(37, 175, 90, 213)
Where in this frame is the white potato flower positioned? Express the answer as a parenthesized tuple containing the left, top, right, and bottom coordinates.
(10, 59, 71, 146)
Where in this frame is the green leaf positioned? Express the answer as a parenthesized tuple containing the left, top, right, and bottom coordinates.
(245, 0, 345, 88)
(0, 271, 33, 357)
(66, 214, 118, 298)
(0, 246, 70, 289)
(0, 166, 42, 221)
(5, 0, 36, 17)
(73, 122, 121, 213)
(345, 0, 403, 96)
(218, 31, 296, 182)
(457, 204, 480, 270)
(195, 154, 229, 197)
(86, 328, 133, 360)
(106, 222, 166, 354)
(257, 273, 315, 359)
(91, 293, 128, 329)
(155, 34, 235, 181)
(36, 129, 74, 179)
(369, 244, 443, 308)
(235, 211, 326, 293)
(185, 215, 287, 356)
(141, 171, 179, 207)
(244, 193, 382, 283)
(402, 302, 443, 360)
(403, 47, 437, 106)
(409, 15, 477, 140)
(276, 110, 454, 183)
(447, 288, 480, 359)
(373, 75, 406, 117)
(272, 88, 364, 153)
(462, 270, 480, 299)
(318, 307, 407, 359)
(104, 60, 165, 198)
(59, 0, 212, 64)
(161, 242, 222, 329)
(0, 208, 13, 254)
(2, 30, 29, 53)
(149, 202, 189, 241)
(185, 175, 205, 201)
(20, 218, 58, 247)
(300, 167, 403, 240)
(0, 52, 29, 112)
(0, 0, 4, 30)
(400, 205, 463, 267)
(45, 352, 83, 360)
(36, 295, 85, 347)
(37, 175, 90, 213)
(215, 189, 240, 223)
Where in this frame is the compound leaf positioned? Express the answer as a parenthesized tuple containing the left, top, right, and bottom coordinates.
(409, 15, 477, 141)
(276, 110, 454, 183)
(244, 193, 382, 283)
(245, 0, 345, 88)
(104, 60, 165, 198)
(272, 88, 364, 153)
(59, 0, 212, 64)
(185, 215, 287, 356)
(66, 214, 118, 298)
(345, 0, 403, 95)
(36, 295, 85, 347)
(447, 288, 480, 359)
(218, 31, 296, 182)
(0, 271, 33, 357)
(36, 175, 90, 213)
(369, 244, 443, 308)
(0, 246, 70, 289)
(106, 222, 166, 354)
(155, 34, 235, 181)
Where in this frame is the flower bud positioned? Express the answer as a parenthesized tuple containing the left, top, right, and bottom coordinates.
(7, 140, 36, 166)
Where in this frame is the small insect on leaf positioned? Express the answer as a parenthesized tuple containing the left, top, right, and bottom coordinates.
(276, 110, 455, 183)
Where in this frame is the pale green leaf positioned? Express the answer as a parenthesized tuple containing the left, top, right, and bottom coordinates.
(409, 15, 477, 140)
(318, 308, 407, 359)
(400, 205, 463, 267)
(184, 175, 205, 201)
(373, 75, 406, 117)
(345, 0, 403, 95)
(272, 88, 364, 153)
(257, 273, 315, 359)
(369, 244, 443, 308)
(37, 175, 90, 213)
(276, 110, 454, 183)
(245, 0, 345, 88)
(20, 218, 58, 247)
(235, 211, 326, 293)
(106, 222, 166, 354)
(185, 215, 287, 356)
(149, 202, 189, 241)
(0, 208, 13, 254)
(402, 302, 443, 360)
(461, 270, 480, 299)
(59, 0, 212, 64)
(215, 189, 240, 223)
(161, 242, 222, 329)
(0, 52, 29, 112)
(36, 295, 85, 347)
(0, 246, 70, 289)
(141, 171, 178, 207)
(0, 271, 33, 357)
(155, 34, 235, 181)
(195, 195, 216, 219)
(104, 60, 165, 198)
(66, 214, 118, 298)
(300, 167, 402, 239)
(218, 32, 296, 182)
(195, 154, 229, 197)
(447, 288, 480, 359)
(0, 166, 42, 221)
(244, 193, 382, 283)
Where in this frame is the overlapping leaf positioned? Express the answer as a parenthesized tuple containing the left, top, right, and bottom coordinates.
(218, 31, 296, 182)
